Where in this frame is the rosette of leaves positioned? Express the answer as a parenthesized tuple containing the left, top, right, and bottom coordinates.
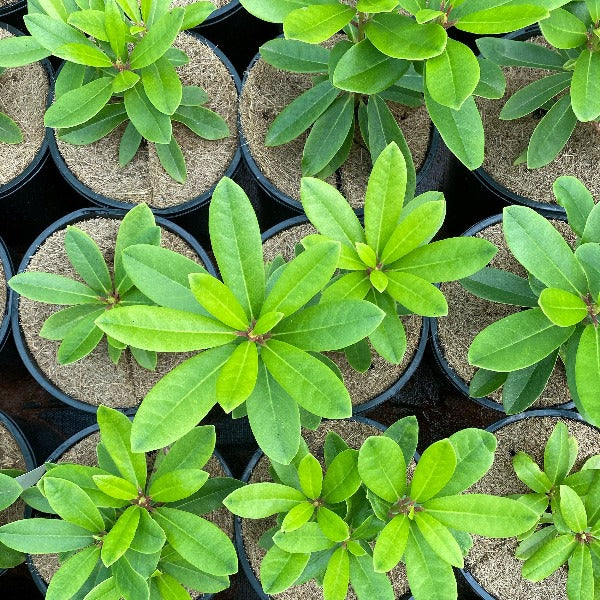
(463, 177, 600, 424)
(224, 417, 542, 600)
(94, 176, 385, 464)
(0, 406, 240, 600)
(0, 0, 228, 183)
(8, 203, 167, 369)
(239, 0, 551, 175)
(510, 421, 600, 598)
(477, 1, 600, 169)
(300, 141, 497, 369)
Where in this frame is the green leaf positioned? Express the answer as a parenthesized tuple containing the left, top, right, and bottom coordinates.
(364, 142, 406, 255)
(477, 36, 565, 69)
(210, 177, 264, 320)
(424, 85, 484, 170)
(54, 41, 112, 67)
(180, 85, 208, 106)
(43, 477, 105, 532)
(149, 469, 209, 503)
(545, 422, 573, 485)
(44, 76, 113, 129)
(365, 13, 447, 60)
(113, 555, 148, 600)
(358, 436, 406, 502)
(567, 544, 595, 600)
(0, 473, 22, 511)
(504, 206, 587, 294)
(170, 477, 242, 516)
(350, 553, 395, 600)
(513, 452, 553, 493)
(424, 494, 540, 537)
(455, 4, 549, 34)
(0, 518, 94, 553)
(101, 505, 140, 566)
(46, 546, 101, 600)
(460, 267, 538, 307)
(473, 56, 506, 99)
(575, 324, 600, 427)
(468, 308, 574, 372)
(153, 507, 236, 576)
(130, 346, 231, 452)
(298, 453, 322, 499)
(540, 7, 588, 49)
(323, 547, 349, 600)
(58, 103, 128, 145)
(119, 122, 142, 166)
(522, 534, 577, 581)
(385, 271, 448, 317)
(389, 237, 496, 282)
(181, 0, 215, 29)
(538, 287, 587, 327)
(302, 93, 354, 176)
(92, 474, 138, 500)
(141, 57, 182, 116)
(501, 72, 572, 120)
(554, 176, 594, 238)
(265, 80, 339, 147)
(0, 35, 50, 68)
(260, 37, 330, 73)
(410, 439, 456, 502)
(273, 522, 337, 553)
(415, 511, 464, 567)
(469, 368, 508, 398)
(425, 38, 479, 110)
(105, 0, 127, 59)
(173, 104, 229, 139)
(317, 506, 349, 542)
(300, 177, 364, 247)
(333, 39, 408, 94)
(373, 515, 410, 573)
(368, 290, 407, 363)
(571, 49, 600, 122)
(24, 13, 95, 52)
(502, 350, 558, 414)
(559, 485, 587, 532)
(124, 83, 172, 144)
(64, 226, 111, 294)
(224, 482, 305, 518)
(273, 300, 383, 351)
(130, 8, 184, 69)
(57, 308, 105, 364)
(283, 5, 356, 44)
(246, 362, 301, 465)
(527, 94, 577, 169)
(216, 340, 258, 411)
(0, 112, 22, 144)
(322, 449, 361, 504)
(260, 545, 309, 594)
(281, 502, 314, 532)
(238, 0, 308, 23)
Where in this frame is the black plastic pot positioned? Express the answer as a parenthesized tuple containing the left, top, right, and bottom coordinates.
(240, 49, 446, 216)
(261, 214, 429, 415)
(27, 422, 231, 598)
(471, 26, 565, 218)
(430, 213, 575, 414)
(48, 33, 242, 219)
(0, 2, 24, 28)
(11, 207, 216, 415)
(0, 408, 36, 577)
(235, 416, 414, 600)
(461, 408, 597, 600)
(0, 234, 13, 355)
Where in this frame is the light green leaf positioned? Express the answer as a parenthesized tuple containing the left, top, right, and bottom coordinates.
(373, 514, 409, 572)
(358, 436, 406, 502)
(322, 449, 361, 504)
(260, 545, 309, 594)
(124, 83, 172, 144)
(216, 340, 259, 411)
(283, 5, 355, 44)
(0, 518, 94, 553)
(101, 505, 140, 566)
(130, 8, 184, 69)
(538, 287, 587, 327)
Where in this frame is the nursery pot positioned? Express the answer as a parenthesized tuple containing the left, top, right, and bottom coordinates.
(461, 409, 600, 600)
(235, 416, 414, 600)
(430, 213, 575, 414)
(11, 207, 216, 414)
(0, 233, 13, 355)
(0, 409, 36, 577)
(26, 422, 233, 598)
(239, 47, 448, 216)
(48, 32, 242, 219)
(471, 26, 583, 217)
(261, 215, 429, 415)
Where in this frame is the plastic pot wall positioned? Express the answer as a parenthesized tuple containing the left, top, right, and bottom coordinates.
(11, 207, 216, 414)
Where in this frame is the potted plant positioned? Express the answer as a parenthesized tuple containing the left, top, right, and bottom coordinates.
(473, 2, 600, 214)
(225, 416, 542, 599)
(0, 405, 240, 598)
(9, 202, 215, 412)
(459, 178, 600, 425)
(0, 0, 241, 215)
(94, 175, 386, 465)
(300, 141, 496, 369)
(238, 0, 550, 211)
(462, 410, 600, 600)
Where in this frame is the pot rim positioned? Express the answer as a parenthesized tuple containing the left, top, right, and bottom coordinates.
(200, 0, 242, 27)
(430, 212, 575, 413)
(238, 42, 441, 214)
(11, 206, 216, 414)
(47, 31, 242, 217)
(0, 21, 54, 201)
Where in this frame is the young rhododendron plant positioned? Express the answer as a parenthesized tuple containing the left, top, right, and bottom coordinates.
(0, 406, 240, 600)
(8, 203, 169, 370)
(511, 422, 600, 598)
(0, 0, 227, 182)
(300, 141, 497, 369)
(478, 0, 600, 169)
(463, 177, 600, 424)
(94, 177, 385, 464)
(240, 0, 551, 173)
(224, 417, 542, 600)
